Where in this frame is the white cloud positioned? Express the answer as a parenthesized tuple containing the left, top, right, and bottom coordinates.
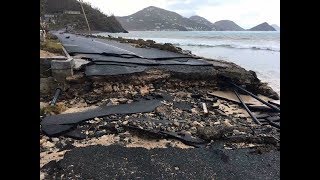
(83, 0, 280, 28)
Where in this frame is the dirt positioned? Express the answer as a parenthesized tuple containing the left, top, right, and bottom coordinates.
(40, 50, 59, 58)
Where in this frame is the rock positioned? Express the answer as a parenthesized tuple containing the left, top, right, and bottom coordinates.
(175, 91, 189, 98)
(40, 102, 49, 109)
(174, 167, 180, 170)
(114, 136, 120, 142)
(212, 102, 220, 109)
(223, 119, 233, 127)
(180, 130, 192, 136)
(95, 130, 107, 137)
(173, 120, 180, 127)
(122, 121, 129, 125)
(40, 172, 45, 180)
(155, 105, 171, 118)
(166, 141, 176, 147)
(40, 139, 46, 145)
(214, 121, 221, 125)
(233, 129, 246, 135)
(43, 141, 55, 148)
(51, 138, 59, 142)
(192, 121, 203, 128)
(118, 98, 128, 104)
(191, 108, 199, 114)
(123, 137, 131, 143)
(112, 84, 120, 92)
(197, 125, 234, 140)
(140, 86, 150, 96)
(190, 127, 197, 133)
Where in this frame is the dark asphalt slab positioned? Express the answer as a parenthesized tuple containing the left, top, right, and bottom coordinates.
(53, 33, 218, 76)
(76, 54, 211, 66)
(41, 100, 162, 136)
(55, 33, 190, 59)
(85, 64, 215, 77)
(43, 144, 280, 180)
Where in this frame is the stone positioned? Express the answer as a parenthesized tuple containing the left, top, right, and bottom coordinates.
(123, 137, 131, 143)
(192, 121, 203, 128)
(191, 108, 199, 114)
(40, 139, 46, 145)
(51, 138, 59, 142)
(173, 121, 180, 127)
(197, 125, 234, 140)
(180, 130, 192, 136)
(112, 85, 120, 92)
(95, 130, 107, 137)
(233, 129, 246, 135)
(40, 102, 49, 109)
(40, 172, 45, 180)
(43, 141, 55, 148)
(214, 121, 221, 125)
(118, 98, 128, 104)
(114, 136, 120, 142)
(40, 77, 57, 94)
(140, 86, 150, 96)
(190, 127, 197, 132)
(174, 167, 180, 170)
(122, 121, 129, 125)
(212, 102, 220, 109)
(103, 85, 113, 93)
(175, 91, 190, 98)
(223, 119, 233, 127)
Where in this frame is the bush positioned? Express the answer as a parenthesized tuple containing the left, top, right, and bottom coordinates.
(40, 39, 64, 55)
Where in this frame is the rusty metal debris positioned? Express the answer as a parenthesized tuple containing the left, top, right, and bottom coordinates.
(230, 82, 280, 112)
(234, 90, 261, 125)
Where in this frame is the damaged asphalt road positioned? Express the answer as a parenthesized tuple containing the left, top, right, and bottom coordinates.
(41, 33, 280, 179)
(42, 144, 280, 180)
(41, 99, 162, 136)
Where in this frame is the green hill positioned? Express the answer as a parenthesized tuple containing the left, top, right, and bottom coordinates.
(41, 0, 127, 33)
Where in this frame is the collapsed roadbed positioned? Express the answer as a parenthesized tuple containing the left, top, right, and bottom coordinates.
(40, 32, 280, 179)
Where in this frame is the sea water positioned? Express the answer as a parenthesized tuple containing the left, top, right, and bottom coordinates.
(97, 31, 280, 96)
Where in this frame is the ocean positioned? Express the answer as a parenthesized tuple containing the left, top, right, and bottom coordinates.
(96, 31, 280, 96)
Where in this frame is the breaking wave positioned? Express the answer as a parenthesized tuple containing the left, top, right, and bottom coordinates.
(173, 43, 280, 52)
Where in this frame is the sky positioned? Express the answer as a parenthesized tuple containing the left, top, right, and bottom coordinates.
(82, 0, 280, 29)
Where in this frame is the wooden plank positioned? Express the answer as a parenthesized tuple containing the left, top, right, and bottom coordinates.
(207, 91, 273, 105)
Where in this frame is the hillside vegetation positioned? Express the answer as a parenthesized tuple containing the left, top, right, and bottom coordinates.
(41, 0, 127, 33)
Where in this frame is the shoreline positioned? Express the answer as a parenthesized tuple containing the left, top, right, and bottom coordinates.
(40, 32, 280, 179)
(94, 31, 280, 97)
(76, 32, 279, 99)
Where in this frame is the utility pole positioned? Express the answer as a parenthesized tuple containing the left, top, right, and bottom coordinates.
(78, 0, 91, 35)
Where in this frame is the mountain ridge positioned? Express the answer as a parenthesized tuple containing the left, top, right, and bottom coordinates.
(248, 22, 276, 31)
(117, 6, 212, 31)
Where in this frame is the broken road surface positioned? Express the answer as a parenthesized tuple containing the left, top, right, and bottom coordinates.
(42, 144, 280, 180)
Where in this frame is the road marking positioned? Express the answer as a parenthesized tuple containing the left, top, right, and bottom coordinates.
(63, 44, 78, 47)
(93, 40, 136, 54)
(74, 35, 138, 55)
